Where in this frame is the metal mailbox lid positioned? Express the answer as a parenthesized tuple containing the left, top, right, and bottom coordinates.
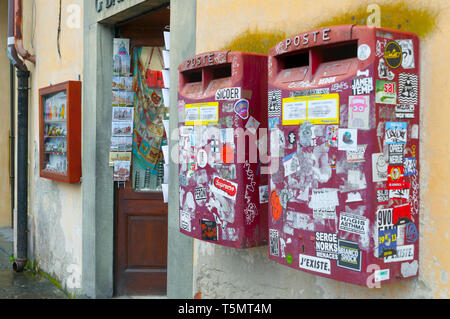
(267, 25, 420, 287)
(178, 51, 269, 249)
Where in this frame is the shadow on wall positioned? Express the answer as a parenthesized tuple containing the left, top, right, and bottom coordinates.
(221, 2, 438, 54)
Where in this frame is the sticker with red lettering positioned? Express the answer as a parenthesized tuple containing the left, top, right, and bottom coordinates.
(210, 176, 238, 200)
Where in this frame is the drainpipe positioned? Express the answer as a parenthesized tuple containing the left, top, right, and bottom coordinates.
(7, 0, 31, 272)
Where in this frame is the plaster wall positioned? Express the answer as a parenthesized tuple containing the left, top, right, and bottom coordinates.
(194, 0, 449, 298)
(20, 0, 84, 296)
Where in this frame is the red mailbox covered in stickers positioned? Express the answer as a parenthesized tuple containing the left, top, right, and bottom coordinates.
(178, 51, 269, 248)
(267, 25, 420, 286)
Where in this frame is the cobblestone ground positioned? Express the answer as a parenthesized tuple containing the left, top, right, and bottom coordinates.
(0, 227, 68, 299)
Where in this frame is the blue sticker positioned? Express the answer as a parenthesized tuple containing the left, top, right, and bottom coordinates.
(405, 222, 418, 243)
(268, 117, 279, 130)
(385, 122, 407, 145)
(378, 228, 397, 258)
(404, 157, 417, 176)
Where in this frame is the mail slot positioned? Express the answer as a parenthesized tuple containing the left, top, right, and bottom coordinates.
(267, 25, 420, 286)
(178, 51, 269, 248)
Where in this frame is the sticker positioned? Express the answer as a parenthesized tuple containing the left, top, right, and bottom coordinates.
(384, 244, 414, 263)
(282, 152, 300, 177)
(376, 80, 397, 105)
(185, 102, 219, 125)
(401, 260, 418, 278)
(358, 44, 371, 61)
(287, 131, 297, 145)
(374, 269, 390, 282)
(299, 121, 314, 147)
(396, 39, 415, 69)
(395, 104, 415, 119)
(245, 116, 261, 135)
(259, 185, 269, 204)
(210, 176, 238, 200)
(337, 239, 362, 272)
(346, 192, 362, 203)
(388, 144, 404, 165)
(268, 117, 279, 130)
(347, 144, 367, 162)
(315, 232, 338, 260)
(348, 95, 370, 130)
(389, 188, 409, 201)
(326, 125, 338, 147)
(378, 228, 397, 258)
(338, 128, 358, 152)
(404, 157, 417, 176)
(387, 165, 404, 189)
(222, 102, 234, 113)
(398, 73, 418, 105)
(377, 188, 389, 204)
(270, 190, 283, 222)
(221, 145, 234, 164)
(405, 222, 418, 243)
(269, 229, 280, 256)
(180, 211, 191, 232)
(197, 149, 208, 168)
(352, 77, 373, 95)
(377, 208, 394, 231)
(384, 41, 403, 69)
(393, 203, 412, 225)
(268, 90, 282, 117)
(282, 94, 339, 125)
(201, 220, 218, 241)
(234, 99, 250, 120)
(194, 186, 207, 201)
(286, 254, 293, 264)
(298, 254, 331, 275)
(339, 212, 368, 235)
(385, 122, 407, 144)
(378, 58, 394, 81)
(215, 87, 241, 101)
(309, 189, 339, 210)
(313, 207, 337, 220)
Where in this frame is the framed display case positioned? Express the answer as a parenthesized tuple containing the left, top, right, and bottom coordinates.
(39, 81, 82, 183)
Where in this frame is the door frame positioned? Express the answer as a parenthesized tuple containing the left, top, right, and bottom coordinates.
(82, 0, 196, 299)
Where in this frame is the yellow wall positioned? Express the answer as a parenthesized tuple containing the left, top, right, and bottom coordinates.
(0, 0, 11, 227)
(21, 0, 84, 293)
(195, 0, 450, 298)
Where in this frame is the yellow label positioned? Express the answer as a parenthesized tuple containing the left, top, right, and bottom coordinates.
(185, 102, 219, 126)
(282, 94, 340, 126)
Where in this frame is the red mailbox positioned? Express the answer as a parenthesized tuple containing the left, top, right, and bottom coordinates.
(267, 25, 420, 286)
(178, 51, 269, 248)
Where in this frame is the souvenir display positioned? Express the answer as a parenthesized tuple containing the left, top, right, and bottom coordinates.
(39, 81, 82, 183)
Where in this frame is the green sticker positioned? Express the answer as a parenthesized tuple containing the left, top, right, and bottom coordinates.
(286, 254, 293, 264)
(376, 80, 397, 105)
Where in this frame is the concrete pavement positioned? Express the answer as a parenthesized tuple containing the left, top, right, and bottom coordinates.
(0, 227, 68, 299)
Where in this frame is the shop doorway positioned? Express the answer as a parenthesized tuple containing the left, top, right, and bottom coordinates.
(114, 5, 170, 296)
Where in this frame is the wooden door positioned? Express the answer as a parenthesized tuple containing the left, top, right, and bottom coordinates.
(115, 184, 168, 296)
(114, 6, 170, 297)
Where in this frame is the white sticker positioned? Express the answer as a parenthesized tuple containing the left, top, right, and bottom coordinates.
(338, 129, 358, 151)
(339, 212, 368, 235)
(374, 269, 390, 282)
(299, 254, 331, 275)
(358, 44, 371, 61)
(215, 87, 241, 101)
(210, 176, 238, 201)
(372, 153, 388, 182)
(309, 189, 339, 210)
(384, 245, 414, 263)
(180, 211, 191, 232)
